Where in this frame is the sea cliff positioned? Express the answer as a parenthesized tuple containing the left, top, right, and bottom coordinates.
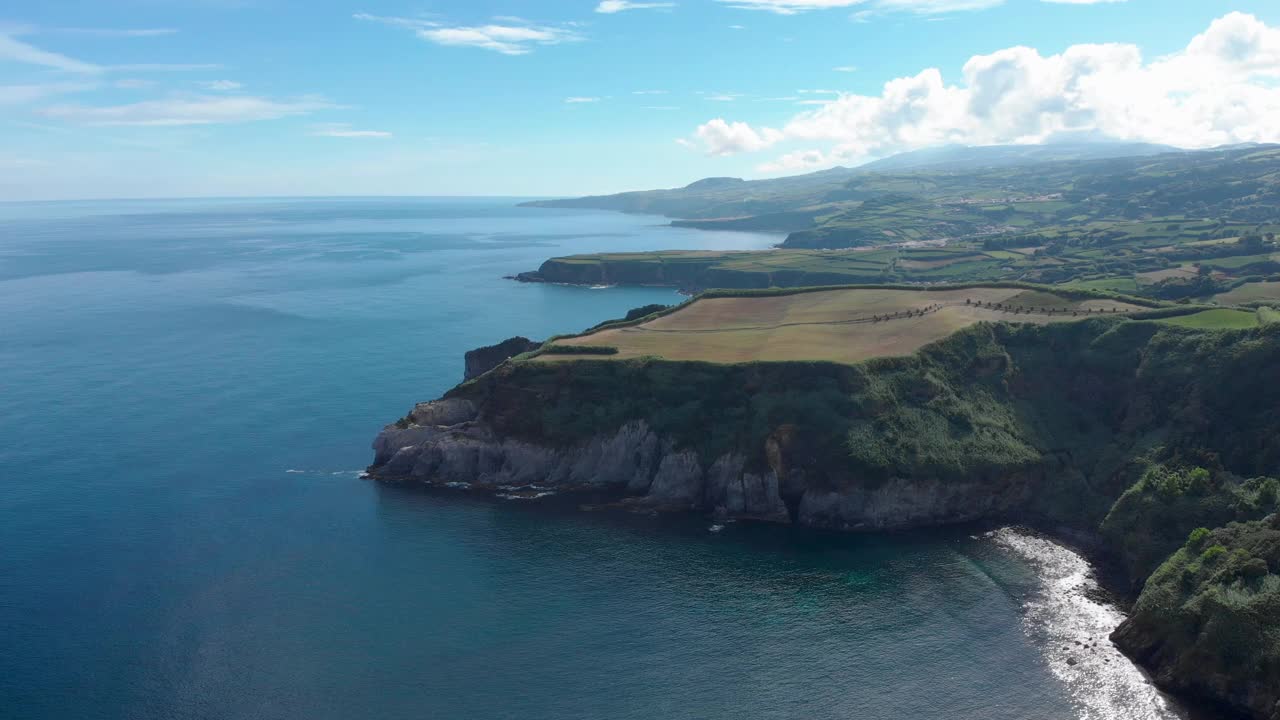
(369, 314, 1280, 719)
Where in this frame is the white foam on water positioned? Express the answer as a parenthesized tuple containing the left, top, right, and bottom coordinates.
(988, 527, 1187, 720)
(495, 491, 556, 501)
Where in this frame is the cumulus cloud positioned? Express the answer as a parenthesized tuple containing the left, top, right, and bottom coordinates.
(355, 13, 581, 55)
(696, 119, 784, 155)
(39, 95, 335, 126)
(683, 12, 1280, 169)
(595, 1, 676, 12)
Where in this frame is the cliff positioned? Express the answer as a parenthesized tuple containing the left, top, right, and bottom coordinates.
(370, 317, 1280, 718)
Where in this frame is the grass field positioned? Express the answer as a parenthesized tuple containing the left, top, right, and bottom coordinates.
(1154, 309, 1260, 330)
(1212, 281, 1280, 305)
(541, 287, 1143, 364)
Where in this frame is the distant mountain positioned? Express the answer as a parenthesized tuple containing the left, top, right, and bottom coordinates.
(522, 142, 1183, 221)
(857, 141, 1181, 172)
(523, 143, 1280, 249)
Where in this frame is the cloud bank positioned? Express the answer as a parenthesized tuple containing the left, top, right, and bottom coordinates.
(685, 12, 1280, 172)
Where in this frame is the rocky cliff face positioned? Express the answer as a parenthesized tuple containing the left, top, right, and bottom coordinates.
(369, 396, 1045, 529)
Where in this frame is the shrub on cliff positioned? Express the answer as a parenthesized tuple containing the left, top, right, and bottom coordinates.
(1100, 463, 1279, 590)
(1112, 519, 1280, 720)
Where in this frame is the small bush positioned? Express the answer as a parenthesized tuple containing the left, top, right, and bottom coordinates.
(1188, 527, 1212, 547)
(1201, 544, 1228, 563)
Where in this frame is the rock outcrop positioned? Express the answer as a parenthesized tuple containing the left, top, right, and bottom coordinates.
(371, 404, 793, 522)
(463, 337, 540, 381)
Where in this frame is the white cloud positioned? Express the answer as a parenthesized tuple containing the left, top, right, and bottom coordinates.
(53, 28, 179, 37)
(0, 30, 102, 73)
(833, 65, 858, 72)
(876, 0, 1004, 12)
(706, 93, 742, 101)
(39, 95, 335, 126)
(201, 80, 243, 91)
(310, 123, 392, 138)
(114, 79, 155, 90)
(695, 119, 784, 155)
(632, 89, 668, 95)
(719, 0, 1108, 14)
(109, 63, 223, 72)
(565, 96, 601, 103)
(758, 148, 830, 173)
(355, 13, 582, 55)
(688, 12, 1280, 167)
(595, 1, 676, 13)
(716, 0, 867, 13)
(0, 82, 95, 105)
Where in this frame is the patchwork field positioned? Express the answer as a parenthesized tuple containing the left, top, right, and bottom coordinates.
(541, 287, 1144, 364)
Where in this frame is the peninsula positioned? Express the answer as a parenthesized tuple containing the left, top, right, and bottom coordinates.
(370, 282, 1279, 719)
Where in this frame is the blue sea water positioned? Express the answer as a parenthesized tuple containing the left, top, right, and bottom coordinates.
(0, 198, 1189, 720)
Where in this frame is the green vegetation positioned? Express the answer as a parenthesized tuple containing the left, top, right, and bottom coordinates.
(1101, 462, 1279, 588)
(1112, 517, 1280, 720)
(538, 344, 618, 356)
(520, 145, 1280, 303)
(1155, 309, 1261, 329)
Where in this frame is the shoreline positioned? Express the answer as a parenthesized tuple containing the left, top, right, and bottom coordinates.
(368, 475, 1219, 719)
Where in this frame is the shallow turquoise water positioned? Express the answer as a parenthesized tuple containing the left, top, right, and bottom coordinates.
(0, 198, 1179, 719)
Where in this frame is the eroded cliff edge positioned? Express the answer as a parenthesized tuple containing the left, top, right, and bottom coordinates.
(368, 317, 1280, 719)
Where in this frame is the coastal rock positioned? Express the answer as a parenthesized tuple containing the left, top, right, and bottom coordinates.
(369, 416, 803, 523)
(409, 398, 477, 427)
(704, 454, 790, 522)
(797, 473, 1036, 530)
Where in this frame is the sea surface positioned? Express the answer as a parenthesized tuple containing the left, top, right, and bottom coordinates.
(0, 198, 1192, 720)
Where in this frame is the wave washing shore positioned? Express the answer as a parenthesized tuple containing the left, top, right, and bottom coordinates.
(989, 528, 1186, 720)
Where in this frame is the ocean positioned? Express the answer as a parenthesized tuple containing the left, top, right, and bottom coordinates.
(0, 198, 1192, 719)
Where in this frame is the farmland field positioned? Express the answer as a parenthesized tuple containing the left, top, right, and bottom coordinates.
(1212, 280, 1280, 305)
(541, 287, 1142, 364)
(1154, 309, 1260, 330)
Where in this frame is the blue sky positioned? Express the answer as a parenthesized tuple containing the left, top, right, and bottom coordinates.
(2, 1, 1279, 200)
